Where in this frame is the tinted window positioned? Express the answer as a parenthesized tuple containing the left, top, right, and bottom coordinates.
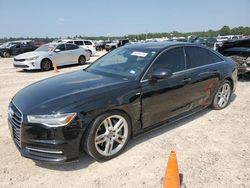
(66, 44, 78, 50)
(84, 41, 92, 45)
(66, 41, 73, 44)
(185, 46, 214, 68)
(208, 51, 223, 63)
(75, 41, 84, 45)
(150, 47, 185, 73)
(56, 44, 66, 51)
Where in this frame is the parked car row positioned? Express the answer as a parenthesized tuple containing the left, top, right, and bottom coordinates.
(0, 40, 37, 57)
(104, 39, 130, 51)
(56, 39, 96, 56)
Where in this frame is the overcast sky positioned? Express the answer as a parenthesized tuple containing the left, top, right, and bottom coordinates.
(0, 0, 249, 37)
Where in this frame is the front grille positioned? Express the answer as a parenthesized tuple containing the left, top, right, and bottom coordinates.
(14, 58, 26, 62)
(8, 102, 23, 148)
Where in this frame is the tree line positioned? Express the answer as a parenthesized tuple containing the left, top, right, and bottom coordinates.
(0, 25, 249, 43)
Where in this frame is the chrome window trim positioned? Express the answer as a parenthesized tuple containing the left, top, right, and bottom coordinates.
(140, 45, 225, 83)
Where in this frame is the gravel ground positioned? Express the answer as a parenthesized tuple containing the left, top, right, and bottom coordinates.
(0, 53, 249, 188)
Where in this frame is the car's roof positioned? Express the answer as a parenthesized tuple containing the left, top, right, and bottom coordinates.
(124, 41, 192, 50)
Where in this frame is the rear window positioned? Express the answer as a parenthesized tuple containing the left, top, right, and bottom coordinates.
(84, 41, 93, 45)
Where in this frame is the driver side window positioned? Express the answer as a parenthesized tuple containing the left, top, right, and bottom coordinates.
(56, 44, 66, 51)
(153, 47, 185, 72)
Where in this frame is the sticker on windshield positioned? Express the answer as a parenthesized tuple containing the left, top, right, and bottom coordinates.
(131, 51, 148, 57)
(130, 70, 136, 74)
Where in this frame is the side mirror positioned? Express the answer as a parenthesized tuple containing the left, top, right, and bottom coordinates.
(54, 49, 61, 52)
(150, 68, 173, 81)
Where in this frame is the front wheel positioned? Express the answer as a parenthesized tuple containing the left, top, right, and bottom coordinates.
(211, 80, 232, 110)
(83, 111, 131, 161)
(40, 59, 52, 71)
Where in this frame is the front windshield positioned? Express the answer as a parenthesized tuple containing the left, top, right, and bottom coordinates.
(35, 44, 57, 52)
(87, 47, 158, 80)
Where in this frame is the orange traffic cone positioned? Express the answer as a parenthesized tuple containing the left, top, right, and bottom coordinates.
(53, 63, 59, 73)
(163, 151, 180, 188)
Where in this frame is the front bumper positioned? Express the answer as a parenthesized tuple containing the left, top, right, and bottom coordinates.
(8, 103, 86, 163)
(13, 59, 40, 70)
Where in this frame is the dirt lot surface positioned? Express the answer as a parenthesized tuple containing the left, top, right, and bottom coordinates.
(0, 52, 250, 188)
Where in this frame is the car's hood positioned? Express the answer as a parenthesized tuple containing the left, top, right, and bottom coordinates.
(14, 51, 48, 59)
(0, 47, 8, 50)
(12, 70, 131, 114)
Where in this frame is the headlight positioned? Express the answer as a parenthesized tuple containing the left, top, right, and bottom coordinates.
(27, 113, 76, 127)
(27, 56, 39, 60)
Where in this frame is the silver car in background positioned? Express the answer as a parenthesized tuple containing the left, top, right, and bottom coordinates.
(13, 43, 90, 71)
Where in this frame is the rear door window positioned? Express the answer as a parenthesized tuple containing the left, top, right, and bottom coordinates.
(75, 41, 84, 46)
(208, 51, 224, 63)
(84, 41, 92, 45)
(185, 46, 214, 68)
(66, 44, 78, 50)
(56, 44, 66, 51)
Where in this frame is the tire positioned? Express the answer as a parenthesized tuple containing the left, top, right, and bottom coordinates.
(211, 80, 232, 110)
(40, 59, 52, 71)
(5, 52, 10, 58)
(78, 55, 86, 65)
(83, 111, 131, 161)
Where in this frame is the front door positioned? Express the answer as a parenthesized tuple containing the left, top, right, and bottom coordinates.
(53, 44, 69, 65)
(141, 47, 193, 128)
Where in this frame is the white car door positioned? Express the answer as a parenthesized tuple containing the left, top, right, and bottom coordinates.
(65, 44, 80, 64)
(53, 44, 69, 66)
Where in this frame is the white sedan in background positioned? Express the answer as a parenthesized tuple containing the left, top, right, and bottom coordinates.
(13, 43, 90, 71)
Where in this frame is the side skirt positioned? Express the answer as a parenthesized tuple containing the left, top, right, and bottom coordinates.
(132, 105, 208, 138)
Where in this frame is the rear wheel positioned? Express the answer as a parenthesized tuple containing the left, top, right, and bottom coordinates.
(211, 80, 232, 110)
(83, 111, 131, 161)
(5, 52, 10, 58)
(78, 55, 86, 65)
(40, 59, 52, 71)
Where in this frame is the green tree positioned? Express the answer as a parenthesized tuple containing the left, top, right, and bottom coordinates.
(219, 25, 231, 36)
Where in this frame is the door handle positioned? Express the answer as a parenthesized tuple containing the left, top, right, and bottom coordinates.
(182, 78, 191, 83)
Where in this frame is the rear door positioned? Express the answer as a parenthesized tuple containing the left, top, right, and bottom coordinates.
(65, 44, 80, 64)
(184, 46, 224, 107)
(141, 47, 194, 128)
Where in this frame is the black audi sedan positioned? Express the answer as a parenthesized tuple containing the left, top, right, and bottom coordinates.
(8, 42, 237, 163)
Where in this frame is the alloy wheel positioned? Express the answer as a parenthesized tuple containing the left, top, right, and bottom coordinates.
(216, 82, 231, 108)
(94, 115, 128, 156)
